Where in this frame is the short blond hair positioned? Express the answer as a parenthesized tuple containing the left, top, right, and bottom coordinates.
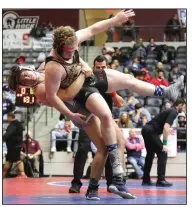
(53, 26, 77, 49)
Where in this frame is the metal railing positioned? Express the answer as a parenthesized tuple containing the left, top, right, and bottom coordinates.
(32, 106, 53, 138)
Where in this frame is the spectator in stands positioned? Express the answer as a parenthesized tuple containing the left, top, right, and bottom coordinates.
(131, 103, 151, 126)
(120, 18, 137, 42)
(132, 37, 146, 58)
(135, 68, 151, 83)
(177, 113, 186, 129)
(51, 117, 73, 152)
(3, 91, 15, 117)
(151, 62, 168, 80)
(106, 14, 115, 42)
(123, 66, 133, 75)
(136, 115, 148, 128)
(21, 131, 41, 177)
(162, 101, 172, 111)
(3, 142, 7, 167)
(165, 14, 181, 41)
(3, 113, 26, 178)
(146, 37, 157, 54)
(168, 64, 182, 84)
(46, 21, 54, 31)
(118, 112, 134, 128)
(172, 112, 186, 129)
(29, 22, 47, 39)
(112, 47, 121, 61)
(120, 92, 139, 113)
(129, 57, 143, 73)
(150, 69, 169, 87)
(15, 56, 25, 64)
(101, 47, 107, 56)
(112, 58, 122, 71)
(156, 44, 174, 64)
(125, 128, 145, 178)
(110, 63, 116, 70)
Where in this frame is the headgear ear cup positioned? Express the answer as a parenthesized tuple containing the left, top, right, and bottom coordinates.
(57, 46, 63, 56)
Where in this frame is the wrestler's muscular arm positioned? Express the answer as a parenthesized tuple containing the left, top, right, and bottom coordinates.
(45, 61, 86, 124)
(76, 10, 135, 44)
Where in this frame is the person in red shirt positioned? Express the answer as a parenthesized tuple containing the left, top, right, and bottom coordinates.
(150, 69, 169, 87)
(21, 131, 41, 175)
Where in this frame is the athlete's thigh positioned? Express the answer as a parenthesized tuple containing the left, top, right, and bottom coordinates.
(85, 92, 112, 119)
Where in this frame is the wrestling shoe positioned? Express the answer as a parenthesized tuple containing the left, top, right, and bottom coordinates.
(85, 186, 100, 200)
(108, 149, 124, 176)
(109, 177, 136, 199)
(69, 182, 82, 193)
(162, 75, 184, 103)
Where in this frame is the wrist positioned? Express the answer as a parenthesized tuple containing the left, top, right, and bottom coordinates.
(110, 92, 117, 98)
(163, 139, 167, 145)
(111, 16, 119, 25)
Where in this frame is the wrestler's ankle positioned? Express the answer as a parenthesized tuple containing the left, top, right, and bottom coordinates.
(89, 178, 99, 188)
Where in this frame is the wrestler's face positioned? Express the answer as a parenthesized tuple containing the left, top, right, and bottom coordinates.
(94, 61, 107, 70)
(19, 70, 38, 87)
(61, 44, 77, 60)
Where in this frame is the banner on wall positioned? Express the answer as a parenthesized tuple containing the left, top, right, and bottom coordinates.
(121, 128, 177, 157)
(178, 9, 186, 27)
(3, 11, 39, 29)
(3, 29, 32, 49)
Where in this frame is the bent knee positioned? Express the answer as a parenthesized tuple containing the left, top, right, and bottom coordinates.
(99, 112, 113, 126)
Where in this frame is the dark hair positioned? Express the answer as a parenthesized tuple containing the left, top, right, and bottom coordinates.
(157, 69, 164, 73)
(7, 112, 15, 119)
(171, 63, 179, 70)
(7, 65, 22, 92)
(135, 103, 143, 110)
(93, 55, 108, 66)
(149, 37, 154, 42)
(173, 98, 185, 107)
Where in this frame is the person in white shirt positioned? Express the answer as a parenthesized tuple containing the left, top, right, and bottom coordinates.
(51, 117, 78, 152)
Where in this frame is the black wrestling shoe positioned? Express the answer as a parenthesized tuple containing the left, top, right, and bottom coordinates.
(156, 180, 173, 187)
(142, 180, 156, 186)
(69, 183, 81, 193)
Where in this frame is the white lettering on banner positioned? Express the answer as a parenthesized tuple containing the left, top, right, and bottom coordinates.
(3, 29, 32, 49)
(3, 11, 39, 29)
(122, 128, 177, 158)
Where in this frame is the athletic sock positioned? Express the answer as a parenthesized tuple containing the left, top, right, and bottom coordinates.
(154, 86, 163, 96)
(107, 143, 118, 152)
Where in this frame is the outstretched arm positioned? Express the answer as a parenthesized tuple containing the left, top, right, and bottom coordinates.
(76, 10, 135, 44)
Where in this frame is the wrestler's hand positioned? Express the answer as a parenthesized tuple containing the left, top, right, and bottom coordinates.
(70, 113, 86, 127)
(82, 66, 93, 78)
(112, 94, 124, 108)
(162, 145, 168, 153)
(115, 9, 135, 24)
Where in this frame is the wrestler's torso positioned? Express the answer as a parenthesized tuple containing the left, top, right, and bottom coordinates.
(46, 49, 82, 89)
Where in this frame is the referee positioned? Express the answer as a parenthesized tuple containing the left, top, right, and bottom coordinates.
(141, 98, 185, 187)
